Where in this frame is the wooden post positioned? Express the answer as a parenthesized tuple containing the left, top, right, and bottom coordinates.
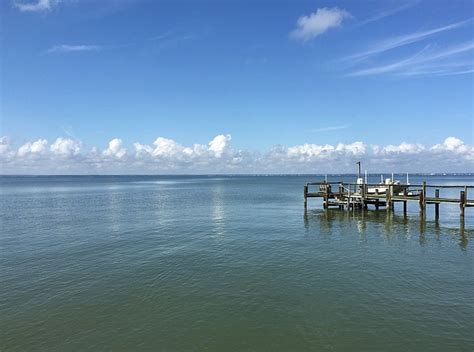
(347, 187, 351, 211)
(304, 184, 308, 210)
(465, 185, 468, 209)
(435, 189, 440, 220)
(422, 181, 427, 210)
(326, 183, 330, 208)
(339, 184, 343, 210)
(403, 188, 407, 215)
(460, 190, 465, 217)
(419, 181, 426, 213)
(323, 181, 327, 209)
(363, 184, 368, 209)
(386, 184, 392, 211)
(375, 189, 379, 210)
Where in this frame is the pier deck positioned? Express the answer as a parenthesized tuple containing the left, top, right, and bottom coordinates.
(304, 181, 473, 219)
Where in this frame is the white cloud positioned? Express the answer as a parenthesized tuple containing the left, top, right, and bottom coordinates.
(50, 138, 81, 156)
(290, 7, 351, 42)
(47, 45, 102, 54)
(0, 136, 11, 155)
(431, 137, 472, 156)
(1, 135, 473, 174)
(152, 137, 184, 157)
(381, 142, 425, 154)
(439, 136, 465, 150)
(103, 138, 126, 159)
(14, 0, 53, 12)
(285, 141, 365, 161)
(17, 139, 48, 157)
(132, 135, 232, 167)
(336, 141, 365, 155)
(208, 134, 231, 157)
(133, 142, 153, 157)
(287, 143, 335, 160)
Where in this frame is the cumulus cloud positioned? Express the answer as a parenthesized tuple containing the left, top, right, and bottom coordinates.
(17, 139, 48, 157)
(50, 138, 81, 156)
(152, 137, 184, 157)
(290, 7, 352, 42)
(208, 134, 231, 157)
(432, 136, 466, 152)
(1, 135, 473, 174)
(103, 138, 126, 159)
(14, 0, 53, 12)
(431, 137, 474, 160)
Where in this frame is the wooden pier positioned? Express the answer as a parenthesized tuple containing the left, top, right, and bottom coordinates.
(304, 181, 473, 219)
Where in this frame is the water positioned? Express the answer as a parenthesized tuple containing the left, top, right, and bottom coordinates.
(1, 175, 473, 351)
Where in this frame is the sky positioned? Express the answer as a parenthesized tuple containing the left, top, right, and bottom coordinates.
(0, 0, 473, 174)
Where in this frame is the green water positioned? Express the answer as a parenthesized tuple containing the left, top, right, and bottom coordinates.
(1, 175, 473, 351)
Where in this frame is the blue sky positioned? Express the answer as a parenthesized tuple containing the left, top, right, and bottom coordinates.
(0, 0, 473, 173)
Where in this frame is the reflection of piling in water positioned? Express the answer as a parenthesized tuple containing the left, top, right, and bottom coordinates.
(304, 208, 471, 251)
(304, 180, 472, 224)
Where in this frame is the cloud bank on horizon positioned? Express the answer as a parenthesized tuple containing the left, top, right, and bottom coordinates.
(1, 135, 472, 174)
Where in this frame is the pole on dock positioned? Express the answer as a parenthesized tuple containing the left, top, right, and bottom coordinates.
(460, 190, 465, 217)
(435, 189, 440, 220)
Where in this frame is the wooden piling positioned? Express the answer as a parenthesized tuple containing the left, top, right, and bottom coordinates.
(363, 183, 368, 209)
(339, 184, 344, 210)
(419, 181, 426, 213)
(465, 186, 468, 211)
(326, 183, 331, 208)
(323, 181, 328, 209)
(386, 184, 392, 211)
(435, 189, 440, 220)
(304, 184, 308, 210)
(460, 190, 465, 217)
(403, 188, 407, 215)
(347, 187, 351, 211)
(375, 189, 380, 210)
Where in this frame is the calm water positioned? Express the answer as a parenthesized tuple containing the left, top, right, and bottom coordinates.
(1, 175, 473, 351)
